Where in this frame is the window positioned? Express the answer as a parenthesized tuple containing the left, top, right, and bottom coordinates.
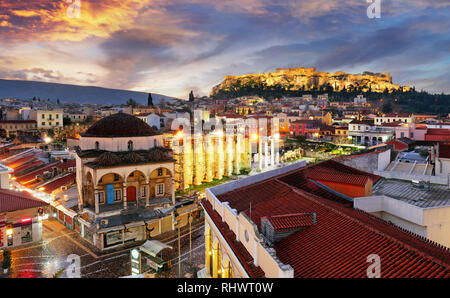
(128, 140, 133, 151)
(56, 122, 59, 126)
(56, 114, 59, 119)
(42, 114, 45, 119)
(97, 192, 105, 204)
(114, 174, 120, 181)
(410, 132, 414, 138)
(157, 168, 163, 176)
(114, 189, 121, 202)
(42, 122, 46, 126)
(156, 183, 164, 196)
(141, 186, 147, 198)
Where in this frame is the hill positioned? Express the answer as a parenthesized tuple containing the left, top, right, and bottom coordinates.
(0, 79, 175, 105)
(211, 67, 411, 97)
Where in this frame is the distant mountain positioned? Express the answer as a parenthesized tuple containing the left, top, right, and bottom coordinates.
(0, 79, 175, 105)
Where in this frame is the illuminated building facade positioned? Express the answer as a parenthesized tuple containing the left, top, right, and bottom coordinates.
(167, 111, 280, 190)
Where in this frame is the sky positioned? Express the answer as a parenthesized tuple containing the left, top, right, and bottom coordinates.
(0, 0, 449, 99)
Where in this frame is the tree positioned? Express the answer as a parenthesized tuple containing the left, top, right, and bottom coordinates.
(147, 93, 153, 106)
(2, 250, 11, 271)
(56, 99, 60, 104)
(382, 101, 393, 113)
(63, 116, 72, 126)
(189, 90, 195, 102)
(126, 98, 138, 107)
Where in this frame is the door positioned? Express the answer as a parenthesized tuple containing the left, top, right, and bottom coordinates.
(127, 186, 137, 202)
(107, 184, 114, 204)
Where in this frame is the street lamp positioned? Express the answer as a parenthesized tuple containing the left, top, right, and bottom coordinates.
(173, 219, 181, 278)
(188, 214, 193, 265)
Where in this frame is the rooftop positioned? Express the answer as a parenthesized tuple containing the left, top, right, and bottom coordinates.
(206, 160, 450, 278)
(0, 188, 48, 213)
(373, 179, 450, 208)
(82, 112, 157, 138)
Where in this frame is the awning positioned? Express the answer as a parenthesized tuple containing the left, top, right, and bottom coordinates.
(52, 202, 77, 217)
(139, 240, 172, 257)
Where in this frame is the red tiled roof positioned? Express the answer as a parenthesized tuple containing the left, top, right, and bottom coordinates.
(13, 160, 45, 175)
(41, 173, 76, 194)
(306, 168, 369, 186)
(383, 113, 412, 117)
(266, 213, 315, 231)
(427, 128, 450, 135)
(6, 154, 37, 169)
(15, 160, 75, 183)
(0, 189, 48, 213)
(386, 140, 409, 151)
(208, 160, 450, 278)
(381, 121, 403, 127)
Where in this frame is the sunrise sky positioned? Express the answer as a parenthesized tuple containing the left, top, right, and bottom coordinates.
(0, 0, 449, 98)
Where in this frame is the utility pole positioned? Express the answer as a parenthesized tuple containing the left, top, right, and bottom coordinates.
(189, 214, 193, 265)
(178, 225, 181, 278)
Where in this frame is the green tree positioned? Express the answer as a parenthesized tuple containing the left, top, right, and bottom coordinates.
(382, 101, 393, 113)
(148, 93, 153, 106)
(126, 98, 138, 107)
(63, 116, 72, 126)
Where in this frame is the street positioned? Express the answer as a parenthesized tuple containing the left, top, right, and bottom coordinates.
(2, 218, 205, 278)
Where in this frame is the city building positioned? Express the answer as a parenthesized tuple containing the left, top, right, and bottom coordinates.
(168, 114, 280, 190)
(395, 123, 427, 141)
(75, 112, 176, 250)
(0, 120, 37, 138)
(0, 189, 48, 249)
(375, 113, 413, 125)
(349, 120, 393, 146)
(201, 160, 450, 278)
(0, 164, 13, 189)
(65, 112, 88, 123)
(355, 179, 450, 248)
(436, 143, 450, 178)
(29, 110, 64, 129)
(289, 120, 319, 138)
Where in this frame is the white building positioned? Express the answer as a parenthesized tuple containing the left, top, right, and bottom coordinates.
(355, 179, 450, 248)
(375, 113, 413, 125)
(75, 112, 176, 251)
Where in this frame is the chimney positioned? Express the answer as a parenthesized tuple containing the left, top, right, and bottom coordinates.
(261, 212, 316, 244)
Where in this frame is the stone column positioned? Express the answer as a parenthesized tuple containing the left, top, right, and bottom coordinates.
(123, 183, 127, 210)
(270, 138, 275, 167)
(94, 190, 99, 215)
(144, 183, 150, 208)
(205, 134, 214, 182)
(171, 178, 176, 205)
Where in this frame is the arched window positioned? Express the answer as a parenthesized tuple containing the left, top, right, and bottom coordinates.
(95, 141, 99, 150)
(128, 140, 133, 151)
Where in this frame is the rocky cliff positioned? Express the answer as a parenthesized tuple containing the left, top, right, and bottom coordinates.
(211, 67, 410, 96)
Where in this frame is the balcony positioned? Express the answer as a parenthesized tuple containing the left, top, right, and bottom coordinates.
(84, 196, 172, 218)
